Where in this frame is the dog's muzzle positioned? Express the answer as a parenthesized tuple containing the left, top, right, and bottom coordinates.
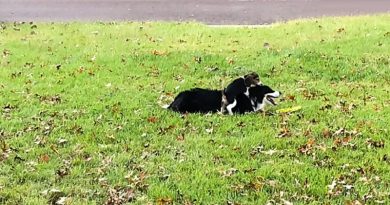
(265, 91, 281, 105)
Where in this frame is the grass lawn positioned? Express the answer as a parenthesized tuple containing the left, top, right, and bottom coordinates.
(1, 14, 390, 204)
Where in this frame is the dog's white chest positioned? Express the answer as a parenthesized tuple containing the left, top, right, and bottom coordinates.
(244, 88, 250, 97)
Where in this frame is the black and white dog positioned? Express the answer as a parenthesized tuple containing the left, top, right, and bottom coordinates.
(168, 84, 280, 114)
(221, 72, 261, 115)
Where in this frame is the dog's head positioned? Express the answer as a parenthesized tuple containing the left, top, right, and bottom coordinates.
(244, 72, 261, 87)
(249, 84, 281, 112)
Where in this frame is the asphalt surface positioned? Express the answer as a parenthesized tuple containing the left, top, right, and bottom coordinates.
(1, 0, 389, 24)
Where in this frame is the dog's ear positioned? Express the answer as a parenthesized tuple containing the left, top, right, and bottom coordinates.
(244, 72, 260, 86)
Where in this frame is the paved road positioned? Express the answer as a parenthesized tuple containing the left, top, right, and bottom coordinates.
(1, 0, 389, 25)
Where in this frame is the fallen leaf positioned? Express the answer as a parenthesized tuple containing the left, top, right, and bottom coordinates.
(366, 138, 385, 148)
(322, 128, 331, 138)
(152, 50, 166, 56)
(157, 197, 172, 205)
(147, 116, 158, 123)
(39, 154, 50, 163)
(263, 42, 270, 49)
(57, 139, 68, 146)
(337, 28, 345, 33)
(105, 187, 135, 205)
(286, 95, 296, 101)
(278, 127, 291, 138)
(193, 56, 202, 63)
(261, 149, 278, 155)
(50, 144, 59, 154)
(47, 189, 66, 205)
(220, 168, 238, 177)
(298, 138, 315, 155)
(56, 167, 70, 178)
(176, 135, 184, 141)
(281, 199, 293, 205)
(55, 197, 68, 205)
(205, 128, 213, 134)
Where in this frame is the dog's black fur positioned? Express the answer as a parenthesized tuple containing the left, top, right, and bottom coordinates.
(168, 88, 223, 114)
(168, 84, 278, 114)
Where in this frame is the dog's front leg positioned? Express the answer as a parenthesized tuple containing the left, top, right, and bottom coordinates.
(226, 99, 237, 115)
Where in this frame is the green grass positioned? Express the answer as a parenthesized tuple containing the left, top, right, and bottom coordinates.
(1, 14, 390, 204)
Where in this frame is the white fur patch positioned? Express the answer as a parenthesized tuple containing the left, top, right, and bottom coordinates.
(267, 91, 280, 98)
(244, 88, 250, 97)
(226, 99, 237, 115)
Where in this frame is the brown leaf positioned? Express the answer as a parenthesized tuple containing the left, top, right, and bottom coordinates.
(298, 138, 315, 155)
(342, 136, 352, 144)
(2, 49, 11, 57)
(227, 58, 235, 65)
(39, 154, 50, 163)
(286, 95, 296, 101)
(337, 28, 345, 33)
(307, 138, 316, 146)
(246, 180, 263, 191)
(157, 197, 172, 205)
(78, 67, 84, 73)
(176, 135, 185, 141)
(303, 128, 312, 137)
(322, 128, 331, 138)
(147, 116, 158, 123)
(278, 127, 291, 138)
(158, 125, 175, 135)
(193, 56, 202, 63)
(105, 187, 135, 205)
(56, 167, 70, 178)
(152, 50, 166, 56)
(37, 94, 62, 105)
(320, 104, 332, 111)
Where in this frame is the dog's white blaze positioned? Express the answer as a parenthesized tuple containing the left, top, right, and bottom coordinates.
(226, 99, 237, 115)
(267, 91, 280, 98)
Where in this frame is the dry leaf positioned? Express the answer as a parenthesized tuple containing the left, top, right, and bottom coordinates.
(366, 139, 385, 148)
(147, 116, 158, 123)
(221, 168, 238, 177)
(176, 135, 184, 141)
(152, 50, 166, 56)
(39, 154, 50, 163)
(157, 197, 172, 205)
